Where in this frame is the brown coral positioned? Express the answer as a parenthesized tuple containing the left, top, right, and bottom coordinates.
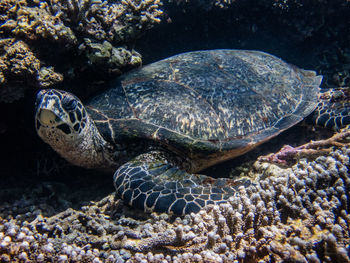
(3, 39, 40, 76)
(0, 1, 77, 45)
(0, 38, 63, 102)
(0, 0, 26, 23)
(0, 0, 163, 102)
(0, 38, 40, 102)
(47, 0, 163, 43)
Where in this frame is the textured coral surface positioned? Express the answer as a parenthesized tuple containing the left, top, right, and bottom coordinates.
(0, 0, 163, 102)
(1, 129, 349, 262)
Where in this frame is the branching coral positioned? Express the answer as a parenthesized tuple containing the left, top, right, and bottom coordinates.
(0, 1, 77, 45)
(46, 0, 163, 43)
(1, 0, 163, 45)
(0, 0, 26, 23)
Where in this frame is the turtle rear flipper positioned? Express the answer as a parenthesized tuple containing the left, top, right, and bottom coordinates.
(113, 151, 250, 215)
(309, 87, 350, 130)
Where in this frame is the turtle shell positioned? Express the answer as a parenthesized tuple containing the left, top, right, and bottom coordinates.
(86, 50, 322, 170)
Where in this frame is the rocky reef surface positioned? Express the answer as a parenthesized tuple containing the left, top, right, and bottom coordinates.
(0, 0, 163, 102)
(0, 129, 350, 262)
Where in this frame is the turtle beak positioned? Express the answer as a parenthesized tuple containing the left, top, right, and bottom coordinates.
(35, 90, 62, 127)
(37, 109, 59, 126)
(35, 90, 75, 136)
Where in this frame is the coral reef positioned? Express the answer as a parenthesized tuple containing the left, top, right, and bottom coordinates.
(0, 0, 163, 47)
(0, 0, 349, 261)
(78, 39, 142, 75)
(0, 38, 63, 102)
(1, 129, 349, 262)
(0, 0, 163, 102)
(0, 1, 77, 45)
(46, 0, 163, 44)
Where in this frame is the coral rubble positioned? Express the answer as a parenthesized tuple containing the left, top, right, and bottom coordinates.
(1, 129, 349, 262)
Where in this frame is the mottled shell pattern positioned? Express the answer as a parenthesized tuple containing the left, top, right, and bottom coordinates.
(86, 50, 321, 168)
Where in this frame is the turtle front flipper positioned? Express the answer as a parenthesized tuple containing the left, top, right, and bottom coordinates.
(113, 151, 250, 215)
(309, 87, 350, 130)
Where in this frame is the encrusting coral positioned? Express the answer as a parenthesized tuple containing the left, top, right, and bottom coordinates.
(1, 128, 349, 262)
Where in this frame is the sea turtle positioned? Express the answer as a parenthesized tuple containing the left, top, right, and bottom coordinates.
(35, 49, 350, 215)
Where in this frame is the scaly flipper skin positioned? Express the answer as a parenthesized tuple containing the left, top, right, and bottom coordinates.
(309, 87, 350, 130)
(113, 151, 251, 215)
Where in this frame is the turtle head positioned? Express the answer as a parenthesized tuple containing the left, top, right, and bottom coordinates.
(35, 89, 87, 137)
(35, 89, 114, 169)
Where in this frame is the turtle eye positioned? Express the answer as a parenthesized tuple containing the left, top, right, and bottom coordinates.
(62, 96, 77, 111)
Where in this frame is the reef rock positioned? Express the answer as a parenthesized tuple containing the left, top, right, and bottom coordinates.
(0, 38, 62, 102)
(0, 0, 163, 102)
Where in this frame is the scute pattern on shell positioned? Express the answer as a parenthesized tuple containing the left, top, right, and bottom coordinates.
(87, 50, 321, 147)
